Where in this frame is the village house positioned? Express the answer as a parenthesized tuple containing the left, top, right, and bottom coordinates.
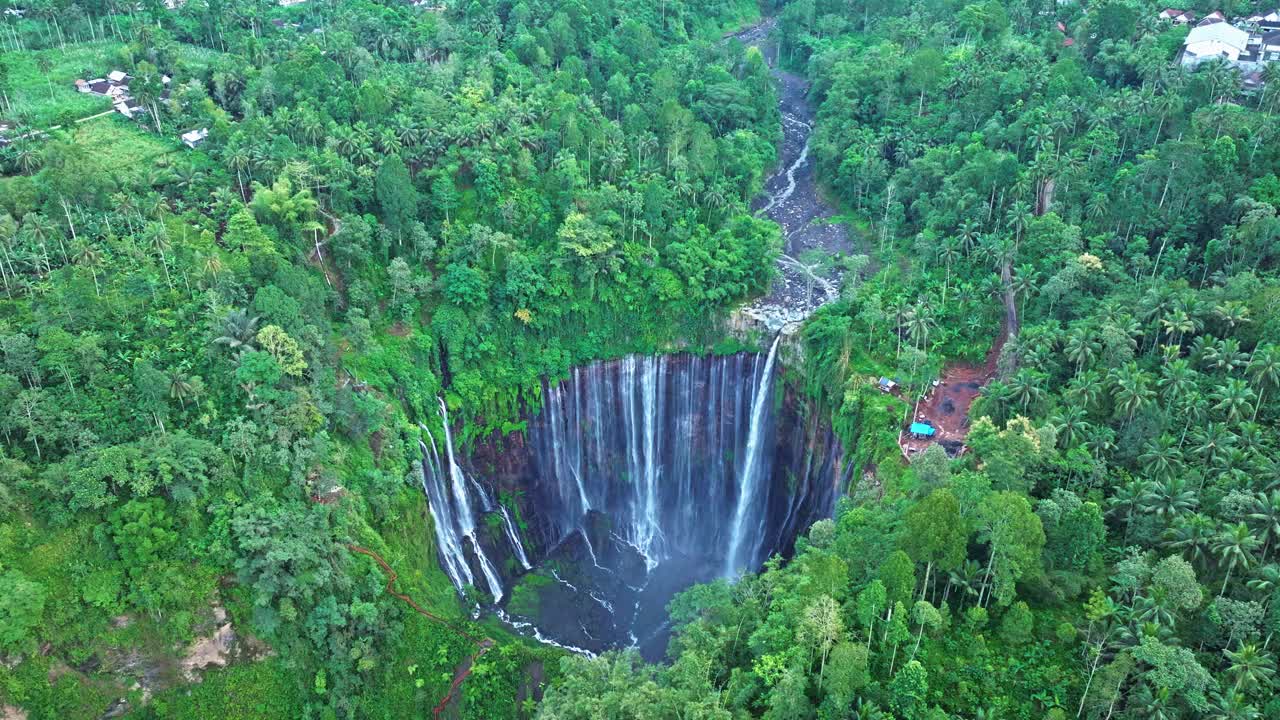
(74, 71, 172, 121)
(1198, 10, 1228, 25)
(1178, 11, 1280, 72)
(1159, 8, 1197, 24)
(181, 128, 209, 149)
(1180, 21, 1250, 66)
(1247, 10, 1280, 31)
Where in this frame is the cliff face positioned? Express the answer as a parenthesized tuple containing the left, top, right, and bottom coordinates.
(441, 350, 844, 658)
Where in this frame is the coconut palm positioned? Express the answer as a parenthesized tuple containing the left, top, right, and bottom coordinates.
(76, 243, 104, 298)
(1065, 327, 1100, 374)
(1159, 358, 1198, 406)
(212, 309, 260, 356)
(1206, 338, 1253, 374)
(1164, 513, 1218, 571)
(1140, 476, 1198, 520)
(1213, 301, 1251, 334)
(1248, 491, 1280, 561)
(1049, 405, 1092, 448)
(1084, 425, 1116, 459)
(936, 237, 961, 303)
(1246, 564, 1280, 599)
(1206, 690, 1261, 720)
(1247, 344, 1280, 421)
(957, 218, 981, 255)
(1212, 522, 1262, 596)
(1108, 362, 1156, 420)
(1138, 435, 1184, 481)
(1224, 644, 1275, 693)
(168, 370, 197, 409)
(1108, 479, 1150, 541)
(1191, 422, 1237, 467)
(1212, 378, 1257, 424)
(1007, 368, 1046, 413)
(1067, 370, 1105, 410)
(1159, 307, 1199, 348)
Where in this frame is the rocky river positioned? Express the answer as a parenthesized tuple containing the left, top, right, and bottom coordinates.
(731, 19, 855, 334)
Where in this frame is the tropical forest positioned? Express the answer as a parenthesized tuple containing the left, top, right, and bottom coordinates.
(1, 0, 1279, 718)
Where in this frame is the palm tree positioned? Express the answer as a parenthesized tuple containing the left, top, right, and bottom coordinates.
(225, 146, 253, 198)
(1109, 362, 1156, 420)
(1164, 513, 1218, 571)
(1140, 476, 1198, 520)
(1067, 370, 1104, 410)
(957, 218, 981, 255)
(1203, 337, 1250, 374)
(1084, 425, 1116, 459)
(1007, 369, 1045, 413)
(76, 243, 103, 298)
(1246, 564, 1280, 600)
(1011, 264, 1039, 320)
(1224, 644, 1275, 693)
(943, 559, 983, 609)
(1159, 308, 1198, 348)
(1138, 436, 1184, 481)
(1212, 378, 1257, 424)
(1248, 491, 1280, 561)
(1065, 327, 1100, 374)
(172, 163, 206, 196)
(144, 222, 174, 290)
(1049, 405, 1092, 448)
(168, 370, 196, 409)
(1206, 690, 1261, 720)
(904, 299, 937, 353)
(1159, 359, 1198, 406)
(936, 238, 961, 303)
(13, 143, 41, 175)
(212, 309, 260, 356)
(1191, 422, 1237, 467)
(201, 253, 225, 284)
(1214, 301, 1252, 335)
(1213, 522, 1262, 596)
(1108, 479, 1150, 542)
(1247, 344, 1280, 421)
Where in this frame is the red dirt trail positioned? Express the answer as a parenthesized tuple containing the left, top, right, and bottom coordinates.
(345, 545, 493, 719)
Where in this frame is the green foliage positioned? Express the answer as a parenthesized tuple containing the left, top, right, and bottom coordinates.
(0, 569, 47, 654)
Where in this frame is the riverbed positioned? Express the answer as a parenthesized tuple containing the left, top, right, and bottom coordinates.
(731, 18, 855, 332)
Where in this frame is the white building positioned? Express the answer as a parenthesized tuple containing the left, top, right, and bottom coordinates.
(181, 128, 208, 149)
(1181, 22, 1250, 67)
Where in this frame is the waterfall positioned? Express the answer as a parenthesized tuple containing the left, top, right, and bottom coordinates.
(723, 335, 782, 578)
(418, 434, 474, 592)
(499, 506, 533, 570)
(419, 399, 538, 604)
(528, 346, 795, 579)
(420, 346, 840, 657)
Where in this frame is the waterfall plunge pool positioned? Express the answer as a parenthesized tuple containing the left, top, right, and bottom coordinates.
(418, 346, 846, 660)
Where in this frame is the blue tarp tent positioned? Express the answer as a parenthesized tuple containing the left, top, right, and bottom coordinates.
(909, 422, 936, 437)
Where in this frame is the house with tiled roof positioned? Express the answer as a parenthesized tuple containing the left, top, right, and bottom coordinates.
(1197, 10, 1227, 26)
(1159, 8, 1196, 24)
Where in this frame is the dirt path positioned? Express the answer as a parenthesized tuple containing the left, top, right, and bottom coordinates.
(728, 19, 856, 332)
(432, 638, 495, 719)
(345, 545, 493, 718)
(309, 208, 347, 302)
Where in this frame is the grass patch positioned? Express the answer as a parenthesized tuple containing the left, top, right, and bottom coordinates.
(0, 655, 116, 720)
(66, 116, 182, 186)
(0, 41, 123, 128)
(141, 659, 304, 720)
(506, 573, 554, 618)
